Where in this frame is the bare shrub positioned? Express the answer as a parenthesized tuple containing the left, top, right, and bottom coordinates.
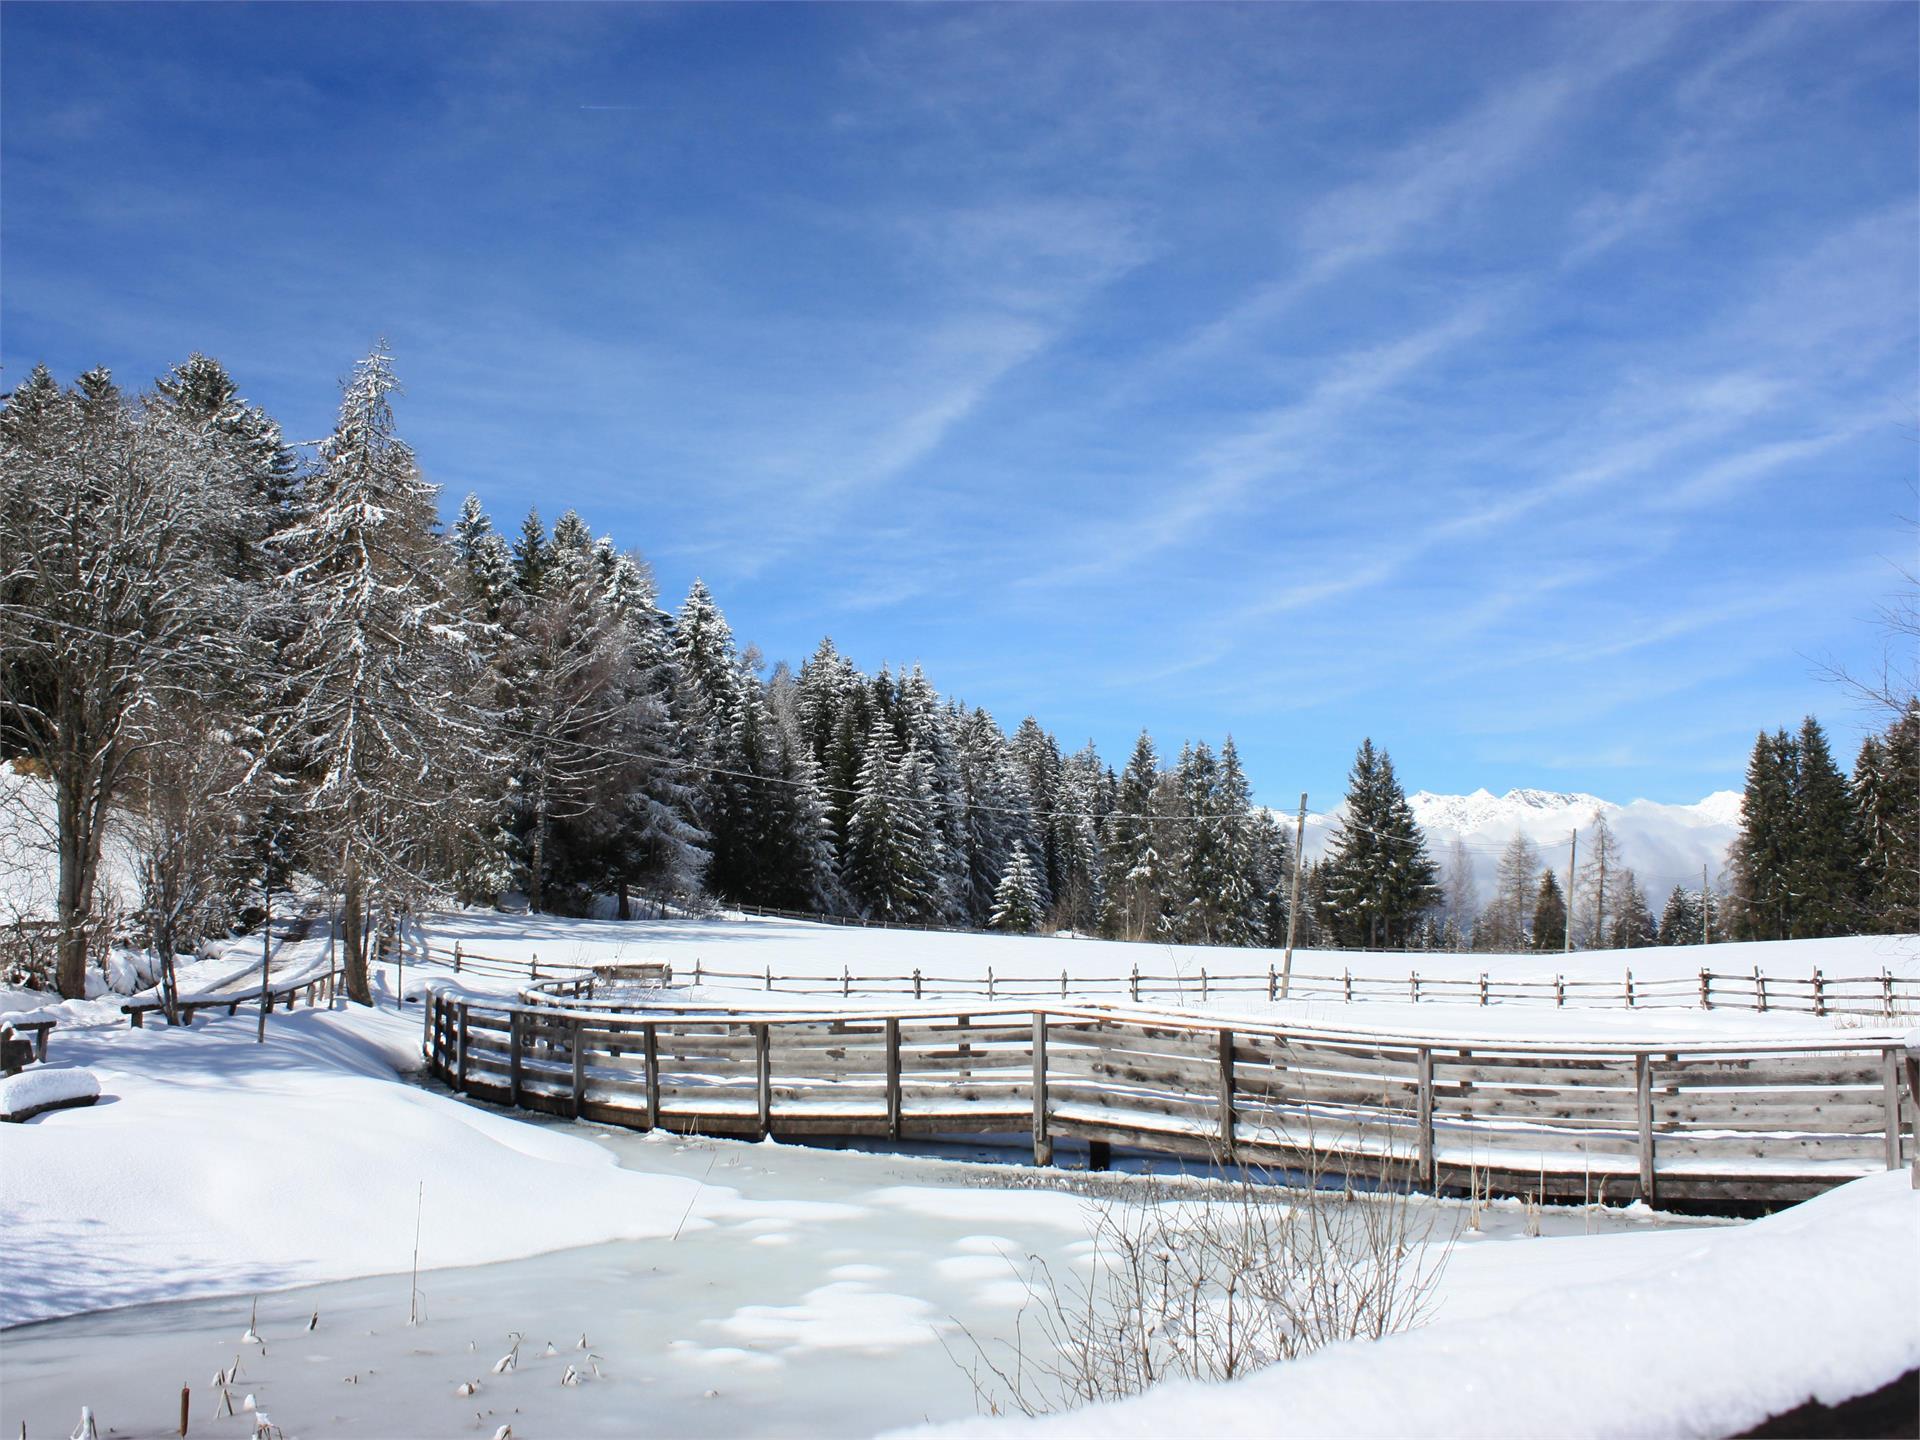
(952, 1136, 1454, 1416)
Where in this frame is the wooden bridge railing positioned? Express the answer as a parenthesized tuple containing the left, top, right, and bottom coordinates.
(422, 984, 1918, 1208)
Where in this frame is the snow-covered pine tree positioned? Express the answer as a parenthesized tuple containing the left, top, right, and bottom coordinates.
(1731, 729, 1797, 941)
(1100, 731, 1168, 941)
(1530, 869, 1567, 952)
(1608, 871, 1657, 948)
(1853, 705, 1920, 932)
(989, 842, 1044, 933)
(269, 346, 495, 1002)
(1052, 740, 1108, 933)
(1658, 885, 1701, 946)
(1010, 716, 1063, 912)
(511, 509, 549, 592)
(842, 718, 938, 921)
(1321, 739, 1439, 948)
(1785, 716, 1858, 937)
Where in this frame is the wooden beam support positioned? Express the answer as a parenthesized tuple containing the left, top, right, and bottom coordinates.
(885, 1017, 902, 1139)
(1218, 1028, 1236, 1161)
(756, 1023, 772, 1138)
(1636, 1052, 1656, 1203)
(643, 1023, 661, 1131)
(1416, 1046, 1435, 1191)
(1032, 1012, 1052, 1167)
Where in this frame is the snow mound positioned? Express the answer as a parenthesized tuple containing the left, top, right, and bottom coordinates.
(0, 1065, 99, 1121)
(902, 1170, 1920, 1440)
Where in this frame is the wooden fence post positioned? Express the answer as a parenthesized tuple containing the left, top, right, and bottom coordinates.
(913, 968, 922, 999)
(1201, 968, 1209, 1002)
(1478, 972, 1488, 1007)
(842, 965, 850, 998)
(508, 1010, 524, 1107)
(1129, 965, 1139, 1002)
(1268, 964, 1277, 1001)
(1061, 969, 1068, 999)
(755, 1023, 772, 1138)
(988, 967, 996, 1002)
(1555, 974, 1565, 1008)
(1812, 969, 1825, 1017)
(453, 941, 462, 975)
(1218, 1028, 1236, 1160)
(1410, 971, 1420, 1003)
(885, 1017, 902, 1139)
(1416, 1046, 1435, 1191)
(765, 964, 772, 993)
(1625, 969, 1635, 1008)
(643, 1023, 660, 1131)
(1635, 1053, 1655, 1204)
(456, 1003, 470, 1091)
(1882, 1046, 1902, 1171)
(1884, 968, 1895, 1020)
(531, 952, 540, 982)
(1031, 1013, 1051, 1166)
(1754, 966, 1767, 1013)
(1343, 968, 1352, 1003)
(571, 1020, 586, 1120)
(1700, 970, 1712, 1009)
(421, 987, 434, 1055)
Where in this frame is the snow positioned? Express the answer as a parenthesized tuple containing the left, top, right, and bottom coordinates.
(0, 1065, 99, 1119)
(0, 766, 139, 925)
(903, 1170, 1920, 1440)
(2, 908, 1913, 1438)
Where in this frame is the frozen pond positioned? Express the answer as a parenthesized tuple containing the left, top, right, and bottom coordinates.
(2, 1109, 1718, 1439)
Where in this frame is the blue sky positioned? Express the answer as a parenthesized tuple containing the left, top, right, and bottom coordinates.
(4, 2, 1915, 809)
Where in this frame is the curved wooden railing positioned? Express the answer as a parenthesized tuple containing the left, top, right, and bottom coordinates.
(422, 975, 1919, 1208)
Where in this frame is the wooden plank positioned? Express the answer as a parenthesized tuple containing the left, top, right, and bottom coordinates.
(1417, 1046, 1434, 1190)
(509, 1011, 524, 1108)
(644, 1024, 661, 1131)
(1219, 1028, 1235, 1159)
(1885, 1048, 1903, 1169)
(1636, 1052, 1654, 1203)
(886, 1017, 902, 1139)
(1032, 1013, 1052, 1166)
(756, 1023, 772, 1137)
(571, 1021, 586, 1119)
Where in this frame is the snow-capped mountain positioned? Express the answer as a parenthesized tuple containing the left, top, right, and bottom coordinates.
(1297, 787, 1741, 913)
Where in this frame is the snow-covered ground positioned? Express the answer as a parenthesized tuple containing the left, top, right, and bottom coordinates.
(3, 910, 1915, 1438)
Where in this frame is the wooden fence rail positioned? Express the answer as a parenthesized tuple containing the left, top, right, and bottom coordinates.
(423, 983, 1919, 1209)
(479, 950, 1919, 1019)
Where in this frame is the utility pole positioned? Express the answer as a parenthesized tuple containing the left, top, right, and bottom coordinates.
(1702, 864, 1711, 946)
(1596, 843, 1607, 951)
(1280, 793, 1308, 999)
(1564, 829, 1577, 954)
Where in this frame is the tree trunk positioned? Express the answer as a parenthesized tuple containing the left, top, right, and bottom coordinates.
(342, 853, 372, 1005)
(54, 769, 102, 999)
(617, 879, 631, 921)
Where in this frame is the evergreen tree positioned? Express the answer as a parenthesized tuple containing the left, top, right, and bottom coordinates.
(1659, 885, 1702, 946)
(1531, 870, 1567, 952)
(989, 842, 1044, 933)
(843, 718, 938, 921)
(1608, 870, 1657, 948)
(1732, 729, 1798, 940)
(1786, 716, 1859, 936)
(1100, 731, 1167, 940)
(1321, 739, 1439, 947)
(511, 509, 549, 592)
(1854, 705, 1920, 932)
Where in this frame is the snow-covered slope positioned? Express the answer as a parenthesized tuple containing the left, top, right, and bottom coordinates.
(1299, 787, 1741, 910)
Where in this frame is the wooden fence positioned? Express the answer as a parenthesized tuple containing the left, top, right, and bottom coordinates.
(122, 965, 341, 1027)
(497, 948, 1920, 1019)
(423, 980, 1919, 1208)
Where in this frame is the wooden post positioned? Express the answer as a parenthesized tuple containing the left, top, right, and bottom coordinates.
(1635, 1053, 1655, 1204)
(842, 965, 850, 998)
(1410, 971, 1420, 1003)
(1478, 972, 1488, 1006)
(1343, 968, 1352, 1003)
(988, 967, 996, 1002)
(1129, 965, 1139, 1002)
(1754, 966, 1767, 1013)
(1905, 1049, 1920, 1188)
(1201, 968, 1209, 1002)
(258, 883, 271, 1044)
(509, 1010, 524, 1107)
(531, 952, 540, 982)
(1884, 968, 1895, 1020)
(1031, 1013, 1051, 1166)
(885, 1017, 902, 1139)
(1280, 792, 1307, 998)
(1416, 1046, 1435, 1191)
(913, 968, 922, 999)
(765, 964, 772, 993)
(755, 1024, 772, 1138)
(1700, 970, 1712, 1009)
(456, 1003, 469, 1090)
(1267, 964, 1277, 1001)
(1625, 969, 1634, 1008)
(571, 1020, 586, 1119)
(453, 941, 462, 974)
(1812, 969, 1825, 1017)
(643, 1024, 660, 1131)
(1555, 974, 1565, 1008)
(1883, 1047, 1902, 1171)
(421, 986, 434, 1056)
(1217, 1028, 1236, 1160)
(1061, 969, 1068, 999)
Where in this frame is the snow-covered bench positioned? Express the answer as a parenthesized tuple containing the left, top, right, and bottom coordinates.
(0, 1014, 56, 1074)
(0, 1065, 98, 1122)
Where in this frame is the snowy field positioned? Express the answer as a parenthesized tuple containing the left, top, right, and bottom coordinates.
(3, 910, 1916, 1437)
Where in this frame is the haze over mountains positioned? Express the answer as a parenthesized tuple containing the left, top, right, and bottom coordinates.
(1299, 789, 1742, 914)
